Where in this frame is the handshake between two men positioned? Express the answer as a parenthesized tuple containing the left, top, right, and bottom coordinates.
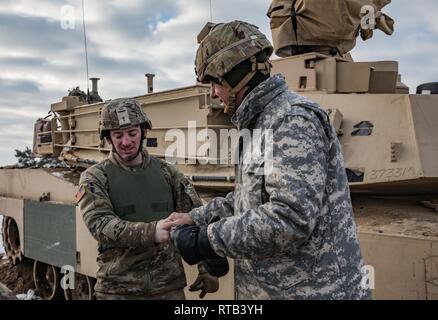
(154, 212, 229, 298)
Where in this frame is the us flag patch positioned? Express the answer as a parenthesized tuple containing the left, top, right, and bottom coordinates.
(75, 185, 87, 203)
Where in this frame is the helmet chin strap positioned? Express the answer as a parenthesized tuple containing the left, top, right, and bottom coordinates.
(224, 93, 237, 115)
(220, 56, 271, 115)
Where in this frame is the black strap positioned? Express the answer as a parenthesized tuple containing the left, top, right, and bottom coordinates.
(290, 0, 300, 55)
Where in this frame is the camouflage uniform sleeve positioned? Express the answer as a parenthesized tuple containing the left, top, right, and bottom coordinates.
(159, 160, 203, 212)
(189, 191, 235, 226)
(78, 167, 156, 248)
(208, 115, 328, 259)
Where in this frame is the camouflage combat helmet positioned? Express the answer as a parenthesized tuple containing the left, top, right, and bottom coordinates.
(195, 20, 273, 114)
(99, 98, 152, 140)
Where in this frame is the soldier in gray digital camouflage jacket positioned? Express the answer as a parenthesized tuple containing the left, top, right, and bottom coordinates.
(168, 21, 371, 300)
(78, 98, 218, 299)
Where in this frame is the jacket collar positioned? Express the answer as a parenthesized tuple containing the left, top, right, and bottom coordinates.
(231, 74, 287, 129)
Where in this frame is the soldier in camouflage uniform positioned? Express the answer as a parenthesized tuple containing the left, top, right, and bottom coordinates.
(168, 21, 371, 300)
(78, 98, 219, 299)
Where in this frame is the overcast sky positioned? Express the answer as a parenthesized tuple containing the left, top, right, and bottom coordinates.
(0, 0, 437, 165)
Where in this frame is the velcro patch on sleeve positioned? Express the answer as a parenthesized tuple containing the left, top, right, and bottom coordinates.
(75, 185, 87, 203)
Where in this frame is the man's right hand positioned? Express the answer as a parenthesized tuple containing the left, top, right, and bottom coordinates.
(167, 212, 195, 227)
(154, 219, 172, 243)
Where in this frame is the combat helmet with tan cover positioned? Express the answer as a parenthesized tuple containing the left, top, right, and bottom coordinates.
(99, 98, 152, 140)
(195, 20, 274, 114)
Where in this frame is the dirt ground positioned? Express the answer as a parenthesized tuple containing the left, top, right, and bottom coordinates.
(0, 254, 35, 294)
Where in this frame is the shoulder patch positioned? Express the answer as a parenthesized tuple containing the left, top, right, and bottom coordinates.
(75, 185, 87, 203)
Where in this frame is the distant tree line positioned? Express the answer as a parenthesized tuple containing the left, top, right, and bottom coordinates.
(13, 147, 66, 168)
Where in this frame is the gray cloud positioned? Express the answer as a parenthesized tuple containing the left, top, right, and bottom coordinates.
(0, 13, 75, 54)
(0, 78, 40, 93)
(0, 56, 48, 67)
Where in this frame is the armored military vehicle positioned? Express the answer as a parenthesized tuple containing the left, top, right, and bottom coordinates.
(1, 0, 438, 299)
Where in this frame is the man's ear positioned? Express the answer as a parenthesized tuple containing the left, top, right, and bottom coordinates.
(105, 135, 113, 146)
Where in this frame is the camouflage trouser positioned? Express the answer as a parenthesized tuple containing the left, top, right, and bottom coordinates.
(95, 289, 186, 300)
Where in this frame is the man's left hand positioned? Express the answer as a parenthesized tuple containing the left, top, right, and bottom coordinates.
(189, 272, 219, 299)
(167, 212, 194, 226)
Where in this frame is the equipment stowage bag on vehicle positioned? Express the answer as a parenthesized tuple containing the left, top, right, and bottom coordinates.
(267, 0, 394, 56)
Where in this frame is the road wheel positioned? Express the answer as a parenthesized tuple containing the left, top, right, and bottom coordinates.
(63, 273, 95, 300)
(33, 261, 64, 300)
(2, 217, 23, 265)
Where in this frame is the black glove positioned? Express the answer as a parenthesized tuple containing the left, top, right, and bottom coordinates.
(189, 272, 219, 299)
(202, 258, 229, 278)
(170, 224, 223, 265)
(171, 216, 229, 277)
